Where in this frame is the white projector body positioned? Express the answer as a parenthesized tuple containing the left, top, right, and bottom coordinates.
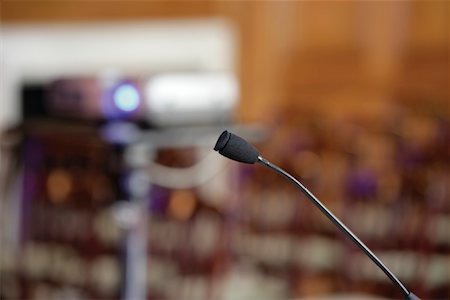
(145, 72, 238, 126)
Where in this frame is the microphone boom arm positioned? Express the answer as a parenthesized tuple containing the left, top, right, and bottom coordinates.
(257, 156, 420, 300)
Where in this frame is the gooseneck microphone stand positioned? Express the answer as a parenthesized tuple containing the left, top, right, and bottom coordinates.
(258, 156, 419, 300)
(214, 130, 421, 300)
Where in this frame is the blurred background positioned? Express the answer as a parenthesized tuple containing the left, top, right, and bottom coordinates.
(0, 1, 449, 300)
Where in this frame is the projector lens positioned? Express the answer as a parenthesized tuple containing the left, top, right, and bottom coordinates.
(113, 84, 140, 112)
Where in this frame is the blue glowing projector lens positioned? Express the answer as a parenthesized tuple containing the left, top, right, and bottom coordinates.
(113, 84, 140, 112)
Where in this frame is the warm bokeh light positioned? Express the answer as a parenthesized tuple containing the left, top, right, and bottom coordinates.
(46, 169, 72, 204)
(168, 190, 197, 221)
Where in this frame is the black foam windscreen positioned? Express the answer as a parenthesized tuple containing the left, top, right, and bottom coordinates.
(213, 130, 259, 164)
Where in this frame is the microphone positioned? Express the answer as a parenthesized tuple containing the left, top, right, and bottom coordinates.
(213, 130, 421, 300)
(213, 130, 259, 164)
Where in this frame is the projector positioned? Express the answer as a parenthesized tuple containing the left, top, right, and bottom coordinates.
(23, 72, 239, 126)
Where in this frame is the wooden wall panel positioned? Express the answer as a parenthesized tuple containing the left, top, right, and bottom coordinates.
(0, 1, 216, 22)
(1, 1, 448, 122)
